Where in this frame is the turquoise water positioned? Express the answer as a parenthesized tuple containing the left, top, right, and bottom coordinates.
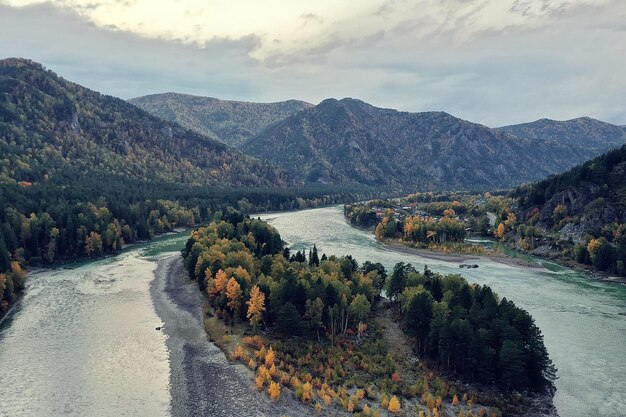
(262, 206, 626, 417)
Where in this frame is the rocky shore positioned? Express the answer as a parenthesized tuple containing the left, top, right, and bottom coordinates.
(150, 253, 320, 417)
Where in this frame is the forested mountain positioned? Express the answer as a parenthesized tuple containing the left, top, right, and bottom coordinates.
(497, 117, 626, 153)
(0, 58, 291, 188)
(513, 144, 626, 275)
(245, 98, 593, 190)
(129, 92, 312, 147)
(0, 58, 352, 315)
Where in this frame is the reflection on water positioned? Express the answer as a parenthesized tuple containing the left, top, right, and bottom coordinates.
(262, 206, 626, 417)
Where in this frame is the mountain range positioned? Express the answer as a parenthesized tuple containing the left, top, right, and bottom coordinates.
(133, 93, 626, 191)
(3, 57, 626, 196)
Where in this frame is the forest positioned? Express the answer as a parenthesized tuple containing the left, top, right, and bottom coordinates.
(181, 212, 556, 415)
(0, 58, 403, 316)
(0, 178, 386, 317)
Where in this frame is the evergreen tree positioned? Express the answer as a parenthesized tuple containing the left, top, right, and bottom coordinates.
(276, 302, 305, 336)
(309, 245, 320, 266)
(405, 290, 433, 355)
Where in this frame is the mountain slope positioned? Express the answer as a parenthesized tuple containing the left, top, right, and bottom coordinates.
(0, 58, 290, 189)
(129, 92, 312, 147)
(497, 117, 626, 153)
(512, 144, 626, 276)
(244, 98, 594, 190)
(516, 144, 626, 231)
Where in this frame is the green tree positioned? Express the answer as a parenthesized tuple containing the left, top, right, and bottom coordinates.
(499, 339, 527, 390)
(405, 290, 434, 355)
(349, 294, 371, 324)
(304, 297, 324, 341)
(587, 237, 614, 271)
(276, 302, 304, 336)
(386, 262, 412, 302)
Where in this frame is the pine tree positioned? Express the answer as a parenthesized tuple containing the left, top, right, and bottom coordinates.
(309, 245, 320, 266)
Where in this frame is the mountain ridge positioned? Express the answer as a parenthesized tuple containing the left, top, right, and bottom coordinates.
(0, 57, 291, 188)
(243, 97, 598, 190)
(129, 92, 312, 147)
(497, 116, 626, 152)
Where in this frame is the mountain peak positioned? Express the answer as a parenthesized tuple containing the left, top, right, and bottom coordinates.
(130, 92, 312, 147)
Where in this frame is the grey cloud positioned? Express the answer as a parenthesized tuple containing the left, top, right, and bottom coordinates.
(0, 3, 263, 100)
(1, 1, 625, 127)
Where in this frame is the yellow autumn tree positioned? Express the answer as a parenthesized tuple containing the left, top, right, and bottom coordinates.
(0, 273, 6, 296)
(452, 394, 459, 406)
(302, 381, 313, 403)
(246, 285, 266, 329)
(268, 381, 281, 402)
(495, 223, 505, 239)
(214, 269, 228, 294)
(226, 277, 242, 312)
(233, 345, 245, 360)
(264, 346, 275, 367)
(388, 395, 401, 413)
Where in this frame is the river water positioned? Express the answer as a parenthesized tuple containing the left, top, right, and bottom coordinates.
(0, 233, 189, 417)
(261, 206, 626, 417)
(1, 207, 624, 417)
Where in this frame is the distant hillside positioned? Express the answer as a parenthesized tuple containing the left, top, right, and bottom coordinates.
(0, 58, 291, 188)
(129, 93, 312, 147)
(497, 117, 626, 153)
(512, 144, 626, 276)
(516, 144, 626, 231)
(245, 98, 595, 190)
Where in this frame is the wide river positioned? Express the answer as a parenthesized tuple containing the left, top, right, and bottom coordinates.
(0, 206, 624, 417)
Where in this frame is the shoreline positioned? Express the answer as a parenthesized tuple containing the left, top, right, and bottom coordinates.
(379, 238, 550, 270)
(149, 253, 319, 417)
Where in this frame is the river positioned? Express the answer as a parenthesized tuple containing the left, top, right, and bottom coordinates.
(261, 206, 626, 417)
(0, 207, 624, 417)
(0, 232, 189, 417)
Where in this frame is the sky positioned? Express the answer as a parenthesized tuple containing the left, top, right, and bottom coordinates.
(0, 0, 625, 127)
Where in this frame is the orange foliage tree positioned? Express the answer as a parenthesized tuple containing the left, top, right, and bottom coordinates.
(268, 381, 281, 402)
(246, 285, 266, 330)
(226, 277, 242, 312)
(388, 395, 401, 413)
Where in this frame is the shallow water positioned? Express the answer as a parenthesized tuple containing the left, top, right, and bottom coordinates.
(0, 232, 189, 417)
(262, 206, 626, 417)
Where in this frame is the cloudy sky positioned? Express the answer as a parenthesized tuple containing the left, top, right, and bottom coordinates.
(1, 0, 625, 126)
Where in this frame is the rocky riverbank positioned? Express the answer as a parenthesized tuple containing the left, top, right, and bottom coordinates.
(150, 253, 320, 417)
